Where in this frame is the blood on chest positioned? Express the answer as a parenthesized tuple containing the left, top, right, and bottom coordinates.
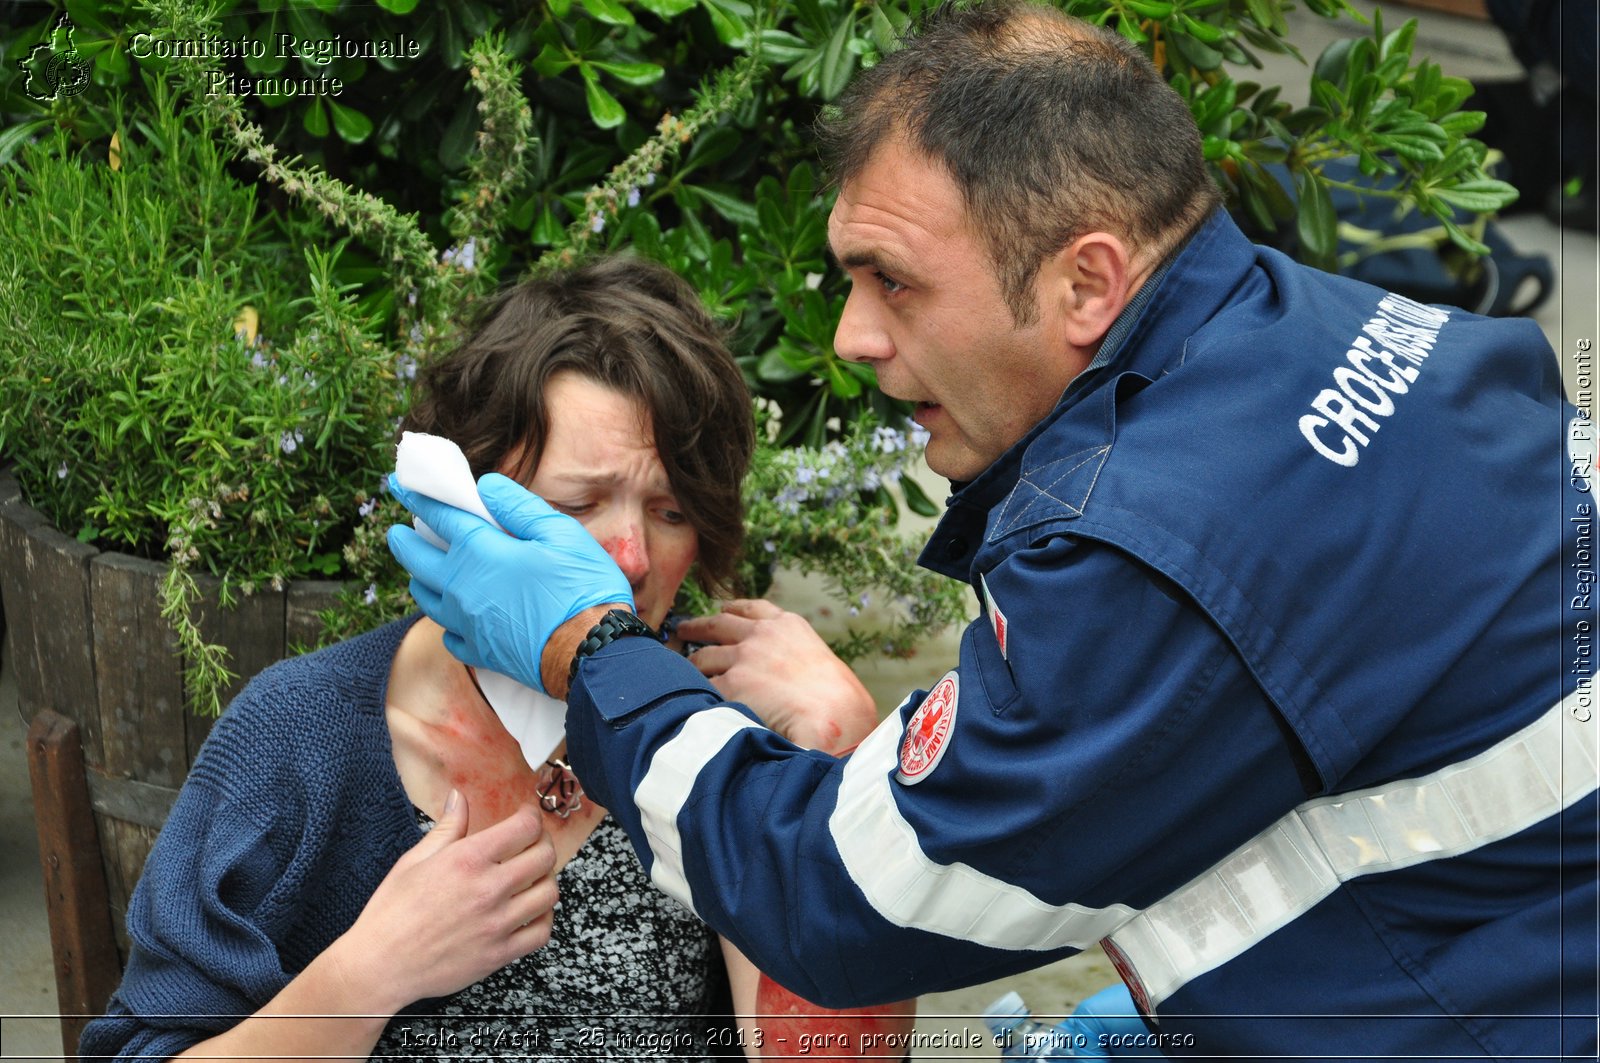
(432, 695, 543, 833)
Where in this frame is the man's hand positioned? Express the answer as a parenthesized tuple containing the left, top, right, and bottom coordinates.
(675, 600, 877, 755)
(386, 472, 634, 693)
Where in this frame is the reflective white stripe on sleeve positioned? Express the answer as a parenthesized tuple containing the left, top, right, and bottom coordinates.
(635, 706, 760, 910)
(1107, 691, 1599, 1014)
(830, 703, 1139, 950)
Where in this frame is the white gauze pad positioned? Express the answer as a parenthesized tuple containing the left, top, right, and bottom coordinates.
(393, 431, 566, 766)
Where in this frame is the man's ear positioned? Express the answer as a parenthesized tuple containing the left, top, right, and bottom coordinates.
(1046, 232, 1135, 350)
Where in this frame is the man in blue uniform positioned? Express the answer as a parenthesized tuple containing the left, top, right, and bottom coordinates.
(388, 2, 1598, 1055)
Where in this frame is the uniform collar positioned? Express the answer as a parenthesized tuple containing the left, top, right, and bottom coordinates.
(918, 209, 1257, 581)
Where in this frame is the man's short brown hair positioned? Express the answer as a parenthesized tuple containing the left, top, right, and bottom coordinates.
(819, 0, 1221, 323)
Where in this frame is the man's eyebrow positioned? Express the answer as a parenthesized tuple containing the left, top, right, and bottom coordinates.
(828, 245, 915, 278)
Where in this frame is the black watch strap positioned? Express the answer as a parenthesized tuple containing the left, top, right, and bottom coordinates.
(568, 608, 657, 685)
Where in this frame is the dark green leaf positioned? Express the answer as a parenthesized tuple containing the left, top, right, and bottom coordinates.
(1433, 179, 1520, 214)
(870, 4, 897, 53)
(438, 6, 466, 67)
(636, 0, 698, 16)
(1379, 18, 1417, 63)
(244, 17, 288, 74)
(826, 359, 863, 399)
(582, 0, 636, 27)
(758, 346, 810, 382)
(693, 185, 760, 226)
(819, 11, 856, 101)
(899, 474, 939, 517)
(0, 119, 49, 166)
(1177, 13, 1224, 44)
(437, 96, 477, 168)
(788, 162, 817, 204)
(1440, 216, 1491, 257)
(328, 100, 374, 144)
(377, 0, 422, 12)
(1383, 133, 1445, 164)
(703, 0, 751, 46)
(532, 205, 565, 244)
(591, 59, 663, 85)
(531, 43, 573, 77)
(1437, 110, 1485, 137)
(1238, 178, 1277, 232)
(1313, 37, 1352, 87)
(302, 97, 329, 137)
(1294, 169, 1337, 266)
(1168, 29, 1223, 71)
(757, 28, 811, 63)
(582, 70, 626, 129)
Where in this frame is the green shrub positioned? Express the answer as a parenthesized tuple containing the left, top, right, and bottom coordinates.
(0, 0, 1514, 710)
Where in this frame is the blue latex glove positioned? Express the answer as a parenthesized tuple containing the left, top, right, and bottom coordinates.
(1068, 985, 1164, 1058)
(386, 472, 634, 692)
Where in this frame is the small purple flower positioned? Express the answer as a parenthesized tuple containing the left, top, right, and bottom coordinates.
(358, 498, 378, 519)
(279, 429, 304, 455)
(590, 214, 605, 234)
(457, 238, 477, 272)
(55, 461, 68, 480)
(627, 186, 641, 208)
(250, 350, 269, 370)
(395, 353, 418, 381)
(363, 582, 378, 606)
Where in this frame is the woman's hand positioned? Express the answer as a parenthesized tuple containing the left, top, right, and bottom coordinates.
(327, 791, 558, 1013)
(175, 792, 558, 1062)
(677, 600, 878, 756)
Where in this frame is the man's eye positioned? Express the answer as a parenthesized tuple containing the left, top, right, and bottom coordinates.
(876, 271, 905, 295)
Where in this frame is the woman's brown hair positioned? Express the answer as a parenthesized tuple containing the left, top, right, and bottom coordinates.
(402, 255, 754, 596)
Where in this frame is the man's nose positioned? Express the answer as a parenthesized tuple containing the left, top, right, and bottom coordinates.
(833, 287, 893, 364)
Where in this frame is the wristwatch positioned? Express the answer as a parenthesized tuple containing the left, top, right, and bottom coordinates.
(568, 608, 658, 685)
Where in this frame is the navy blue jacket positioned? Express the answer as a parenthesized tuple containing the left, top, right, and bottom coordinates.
(566, 210, 1598, 1059)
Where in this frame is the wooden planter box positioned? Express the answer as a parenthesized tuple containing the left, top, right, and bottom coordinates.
(0, 467, 343, 964)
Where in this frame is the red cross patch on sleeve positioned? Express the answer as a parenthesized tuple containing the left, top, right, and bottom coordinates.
(897, 671, 959, 785)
